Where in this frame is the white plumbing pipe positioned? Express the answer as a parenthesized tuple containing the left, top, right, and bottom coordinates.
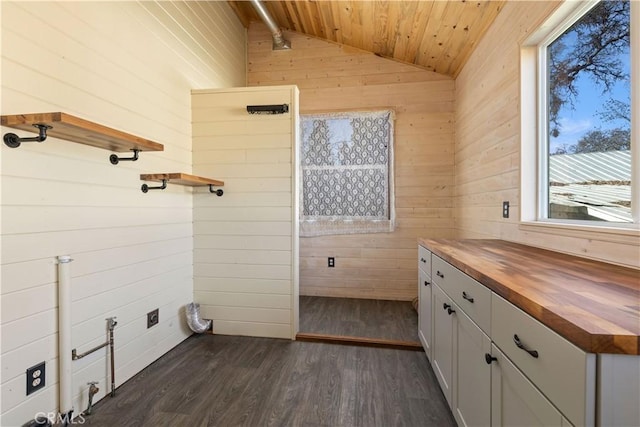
(57, 255, 74, 418)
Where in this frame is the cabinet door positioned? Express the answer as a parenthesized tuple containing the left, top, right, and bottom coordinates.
(490, 344, 564, 427)
(418, 268, 433, 360)
(491, 294, 594, 426)
(432, 283, 455, 406)
(454, 308, 491, 427)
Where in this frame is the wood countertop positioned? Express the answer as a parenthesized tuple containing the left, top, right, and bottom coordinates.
(418, 239, 640, 355)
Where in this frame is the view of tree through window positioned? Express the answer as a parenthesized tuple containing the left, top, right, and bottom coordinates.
(546, 0, 632, 223)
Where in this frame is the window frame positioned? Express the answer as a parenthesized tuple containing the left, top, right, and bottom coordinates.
(520, 0, 639, 233)
(298, 109, 396, 237)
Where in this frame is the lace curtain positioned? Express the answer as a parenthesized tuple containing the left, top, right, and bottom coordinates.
(300, 110, 395, 237)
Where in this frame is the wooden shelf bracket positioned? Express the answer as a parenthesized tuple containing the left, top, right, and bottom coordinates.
(3, 124, 52, 148)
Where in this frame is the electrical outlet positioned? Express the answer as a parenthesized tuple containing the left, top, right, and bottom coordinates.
(26, 362, 46, 395)
(147, 309, 159, 328)
(328, 257, 335, 268)
(502, 201, 510, 218)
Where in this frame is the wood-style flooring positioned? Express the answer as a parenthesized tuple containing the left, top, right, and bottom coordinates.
(82, 334, 454, 427)
(299, 296, 419, 343)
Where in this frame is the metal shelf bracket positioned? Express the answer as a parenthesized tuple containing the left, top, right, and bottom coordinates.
(209, 185, 224, 196)
(110, 149, 140, 165)
(141, 179, 167, 193)
(3, 124, 52, 148)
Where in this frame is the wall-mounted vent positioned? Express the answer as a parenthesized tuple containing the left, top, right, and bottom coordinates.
(246, 104, 289, 115)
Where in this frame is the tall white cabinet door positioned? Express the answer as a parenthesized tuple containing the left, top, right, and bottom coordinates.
(490, 345, 564, 427)
(418, 268, 433, 360)
(432, 283, 456, 406)
(454, 308, 491, 427)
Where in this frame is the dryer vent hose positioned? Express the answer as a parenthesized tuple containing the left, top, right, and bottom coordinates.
(185, 302, 212, 334)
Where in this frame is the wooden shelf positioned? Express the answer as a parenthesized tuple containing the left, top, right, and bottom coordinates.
(1, 112, 164, 153)
(140, 173, 224, 187)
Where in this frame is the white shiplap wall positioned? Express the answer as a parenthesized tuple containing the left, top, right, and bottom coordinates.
(0, 2, 245, 425)
(192, 86, 300, 340)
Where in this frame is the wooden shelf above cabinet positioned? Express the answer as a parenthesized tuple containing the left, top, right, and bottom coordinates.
(139, 173, 224, 195)
(1, 112, 164, 153)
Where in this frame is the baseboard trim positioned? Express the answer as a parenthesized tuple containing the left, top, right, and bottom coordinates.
(295, 332, 423, 351)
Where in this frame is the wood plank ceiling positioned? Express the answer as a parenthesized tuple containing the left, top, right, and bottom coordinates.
(228, 0, 505, 77)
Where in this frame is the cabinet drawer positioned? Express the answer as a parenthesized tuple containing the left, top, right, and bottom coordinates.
(432, 255, 457, 293)
(491, 294, 595, 426)
(418, 245, 431, 274)
(432, 255, 491, 334)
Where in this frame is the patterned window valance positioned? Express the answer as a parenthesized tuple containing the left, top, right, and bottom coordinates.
(300, 110, 395, 237)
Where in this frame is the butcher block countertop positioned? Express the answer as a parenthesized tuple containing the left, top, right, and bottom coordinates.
(418, 239, 640, 355)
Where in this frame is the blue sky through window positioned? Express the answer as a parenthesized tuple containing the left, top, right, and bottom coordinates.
(548, 6, 631, 154)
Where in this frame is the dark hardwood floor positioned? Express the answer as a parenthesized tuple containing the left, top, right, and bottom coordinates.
(82, 334, 454, 427)
(299, 296, 419, 343)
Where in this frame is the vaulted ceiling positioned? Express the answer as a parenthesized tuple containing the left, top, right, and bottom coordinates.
(228, 0, 505, 77)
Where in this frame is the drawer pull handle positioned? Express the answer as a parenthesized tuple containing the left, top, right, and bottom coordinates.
(513, 334, 539, 358)
(485, 353, 497, 364)
(443, 303, 455, 315)
(436, 271, 444, 278)
(420, 257, 426, 263)
(462, 291, 474, 303)
(424, 280, 431, 286)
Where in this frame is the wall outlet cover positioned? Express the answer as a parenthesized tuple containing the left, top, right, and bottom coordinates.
(328, 257, 335, 268)
(502, 201, 510, 218)
(147, 309, 159, 328)
(26, 362, 46, 395)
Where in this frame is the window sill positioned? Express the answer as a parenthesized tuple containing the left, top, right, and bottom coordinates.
(519, 220, 640, 245)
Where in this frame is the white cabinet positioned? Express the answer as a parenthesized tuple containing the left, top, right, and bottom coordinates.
(431, 283, 455, 406)
(432, 255, 491, 334)
(418, 246, 433, 360)
(418, 244, 596, 427)
(418, 268, 433, 359)
(491, 294, 595, 426)
(490, 344, 569, 427)
(454, 307, 491, 427)
(598, 354, 640, 427)
(429, 249, 492, 424)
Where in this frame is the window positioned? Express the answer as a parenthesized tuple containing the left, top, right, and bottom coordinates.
(299, 110, 395, 237)
(522, 0, 638, 228)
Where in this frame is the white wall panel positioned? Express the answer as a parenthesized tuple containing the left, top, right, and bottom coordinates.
(0, 1, 245, 425)
(194, 278, 292, 295)
(192, 86, 299, 340)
